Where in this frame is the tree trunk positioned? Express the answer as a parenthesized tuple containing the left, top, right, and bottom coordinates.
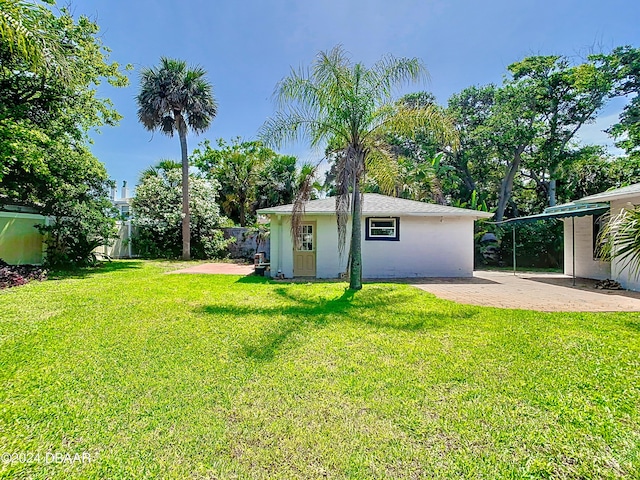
(239, 194, 246, 227)
(495, 148, 523, 222)
(349, 178, 363, 290)
(548, 178, 557, 207)
(178, 118, 190, 261)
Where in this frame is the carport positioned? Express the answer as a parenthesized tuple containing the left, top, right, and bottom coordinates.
(495, 202, 609, 285)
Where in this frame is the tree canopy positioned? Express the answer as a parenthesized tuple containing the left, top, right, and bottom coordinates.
(0, 0, 128, 266)
(132, 161, 231, 259)
(192, 138, 312, 226)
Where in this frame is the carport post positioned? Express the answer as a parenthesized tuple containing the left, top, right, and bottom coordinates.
(572, 216, 576, 286)
(512, 225, 516, 276)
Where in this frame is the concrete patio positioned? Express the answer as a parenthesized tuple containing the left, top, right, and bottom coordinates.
(412, 270, 640, 312)
(168, 262, 255, 275)
(168, 263, 640, 312)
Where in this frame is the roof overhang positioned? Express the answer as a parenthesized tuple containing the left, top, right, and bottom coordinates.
(258, 210, 493, 219)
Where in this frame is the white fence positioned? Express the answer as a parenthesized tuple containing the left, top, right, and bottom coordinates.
(95, 221, 137, 259)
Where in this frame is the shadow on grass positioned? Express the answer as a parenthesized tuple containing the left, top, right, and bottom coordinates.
(199, 286, 477, 361)
(47, 260, 144, 280)
(625, 319, 640, 332)
(234, 275, 273, 284)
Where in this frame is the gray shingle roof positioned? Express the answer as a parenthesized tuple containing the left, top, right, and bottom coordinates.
(257, 193, 493, 218)
(577, 183, 640, 203)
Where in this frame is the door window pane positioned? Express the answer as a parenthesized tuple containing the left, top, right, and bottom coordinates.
(297, 224, 314, 251)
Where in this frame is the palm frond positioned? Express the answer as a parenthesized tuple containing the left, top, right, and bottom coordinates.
(367, 55, 428, 101)
(274, 70, 320, 111)
(364, 146, 399, 195)
(290, 165, 318, 249)
(598, 207, 640, 279)
(0, 0, 69, 78)
(370, 104, 459, 150)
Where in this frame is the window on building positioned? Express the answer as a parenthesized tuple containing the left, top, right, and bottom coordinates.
(366, 217, 400, 241)
(593, 214, 605, 260)
(296, 224, 314, 251)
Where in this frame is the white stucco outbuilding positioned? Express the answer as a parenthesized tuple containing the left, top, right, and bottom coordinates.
(564, 183, 640, 291)
(504, 183, 640, 291)
(257, 193, 493, 279)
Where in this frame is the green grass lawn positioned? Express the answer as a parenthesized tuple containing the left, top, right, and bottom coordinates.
(1, 261, 639, 479)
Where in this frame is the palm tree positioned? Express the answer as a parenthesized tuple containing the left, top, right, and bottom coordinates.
(136, 57, 217, 260)
(598, 206, 640, 279)
(139, 159, 182, 182)
(260, 46, 457, 290)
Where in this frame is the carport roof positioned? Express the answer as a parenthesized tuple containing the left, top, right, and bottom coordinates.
(497, 202, 609, 225)
(257, 193, 494, 218)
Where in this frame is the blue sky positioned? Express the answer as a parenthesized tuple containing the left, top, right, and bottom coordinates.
(72, 0, 640, 193)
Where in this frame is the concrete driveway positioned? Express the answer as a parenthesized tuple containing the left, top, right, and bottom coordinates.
(412, 270, 640, 312)
(168, 262, 255, 275)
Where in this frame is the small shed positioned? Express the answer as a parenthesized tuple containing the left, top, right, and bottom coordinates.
(257, 193, 493, 279)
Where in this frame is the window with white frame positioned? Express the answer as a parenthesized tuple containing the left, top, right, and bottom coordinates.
(366, 217, 399, 241)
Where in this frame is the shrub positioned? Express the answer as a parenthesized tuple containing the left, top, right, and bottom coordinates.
(0, 259, 47, 289)
(499, 221, 563, 268)
(36, 194, 118, 268)
(132, 163, 233, 259)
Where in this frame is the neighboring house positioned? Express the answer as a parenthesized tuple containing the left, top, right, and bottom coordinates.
(111, 181, 133, 219)
(0, 205, 47, 265)
(96, 181, 135, 259)
(0, 182, 135, 265)
(505, 183, 640, 291)
(257, 193, 493, 279)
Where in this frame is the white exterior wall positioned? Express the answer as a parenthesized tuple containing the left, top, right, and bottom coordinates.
(563, 216, 610, 281)
(610, 198, 640, 291)
(268, 215, 292, 278)
(362, 216, 474, 278)
(268, 215, 348, 279)
(315, 215, 350, 278)
(268, 214, 475, 278)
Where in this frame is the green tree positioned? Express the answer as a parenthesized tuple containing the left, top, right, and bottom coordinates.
(444, 83, 539, 221)
(132, 161, 231, 259)
(558, 146, 640, 201)
(379, 93, 461, 204)
(593, 46, 640, 161)
(0, 1, 128, 266)
(193, 139, 270, 226)
(0, 0, 63, 75)
(254, 155, 316, 212)
(260, 46, 456, 290)
(446, 85, 500, 207)
(487, 83, 539, 221)
(136, 58, 218, 260)
(510, 55, 614, 207)
(192, 138, 311, 226)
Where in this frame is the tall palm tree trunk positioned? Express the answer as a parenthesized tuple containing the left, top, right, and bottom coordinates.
(177, 117, 191, 260)
(349, 179, 363, 290)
